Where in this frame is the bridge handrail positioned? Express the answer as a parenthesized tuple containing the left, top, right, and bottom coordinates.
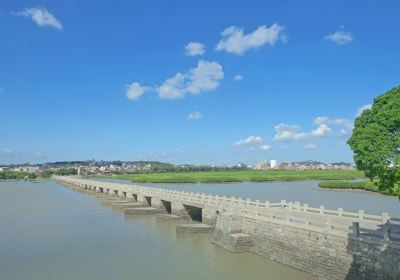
(53, 176, 392, 225)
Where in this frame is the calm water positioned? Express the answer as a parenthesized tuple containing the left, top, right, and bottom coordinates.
(97, 178, 400, 217)
(0, 180, 315, 280)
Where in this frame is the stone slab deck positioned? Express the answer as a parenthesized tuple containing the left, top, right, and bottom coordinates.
(176, 223, 215, 234)
(156, 214, 184, 223)
(101, 199, 131, 206)
(111, 202, 143, 209)
(124, 207, 160, 215)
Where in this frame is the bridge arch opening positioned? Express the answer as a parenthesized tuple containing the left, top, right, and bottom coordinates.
(99, 187, 104, 193)
(184, 205, 202, 222)
(122, 191, 127, 198)
(131, 194, 137, 202)
(113, 190, 118, 196)
(144, 196, 151, 206)
(161, 200, 172, 214)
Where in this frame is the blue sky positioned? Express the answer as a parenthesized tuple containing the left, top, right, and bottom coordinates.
(0, 0, 399, 165)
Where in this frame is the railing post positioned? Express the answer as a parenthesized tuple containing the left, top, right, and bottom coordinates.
(295, 201, 300, 209)
(256, 200, 260, 207)
(281, 200, 286, 207)
(352, 222, 360, 237)
(265, 201, 270, 208)
(319, 205, 325, 215)
(246, 198, 251, 205)
(303, 203, 308, 212)
(382, 212, 390, 223)
(383, 224, 391, 242)
(358, 210, 365, 220)
(338, 208, 343, 217)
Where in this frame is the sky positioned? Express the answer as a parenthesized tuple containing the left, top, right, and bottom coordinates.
(0, 0, 399, 165)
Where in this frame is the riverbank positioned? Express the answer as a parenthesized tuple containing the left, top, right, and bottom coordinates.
(318, 180, 395, 196)
(0, 168, 77, 181)
(99, 170, 364, 183)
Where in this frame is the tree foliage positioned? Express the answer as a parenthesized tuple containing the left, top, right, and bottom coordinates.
(348, 86, 400, 195)
(0, 171, 37, 180)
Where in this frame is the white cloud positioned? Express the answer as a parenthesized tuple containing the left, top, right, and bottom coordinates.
(304, 143, 317, 149)
(339, 128, 352, 137)
(313, 116, 354, 138)
(273, 124, 309, 142)
(324, 28, 353, 45)
(314, 116, 353, 128)
(233, 75, 243, 81)
(310, 124, 332, 137)
(185, 42, 205, 56)
(234, 136, 264, 147)
(273, 123, 331, 142)
(157, 60, 224, 99)
(188, 111, 204, 120)
(260, 144, 271, 151)
(125, 82, 152, 101)
(216, 24, 285, 55)
(16, 7, 63, 30)
(126, 60, 223, 101)
(357, 104, 372, 117)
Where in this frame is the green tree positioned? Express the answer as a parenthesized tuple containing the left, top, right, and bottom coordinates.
(348, 86, 400, 195)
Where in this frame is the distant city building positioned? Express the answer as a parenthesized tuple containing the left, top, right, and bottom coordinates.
(254, 160, 270, 170)
(270, 160, 278, 169)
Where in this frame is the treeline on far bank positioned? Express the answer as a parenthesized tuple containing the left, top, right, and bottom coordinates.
(318, 180, 396, 196)
(0, 168, 77, 180)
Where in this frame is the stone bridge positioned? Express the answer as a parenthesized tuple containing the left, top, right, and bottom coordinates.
(54, 176, 400, 280)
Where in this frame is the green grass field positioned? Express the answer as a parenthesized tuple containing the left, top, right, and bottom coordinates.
(104, 169, 365, 183)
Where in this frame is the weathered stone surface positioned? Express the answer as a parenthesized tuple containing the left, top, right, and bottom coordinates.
(101, 199, 131, 206)
(213, 212, 400, 280)
(124, 207, 160, 215)
(156, 214, 183, 223)
(176, 223, 214, 234)
(111, 202, 143, 209)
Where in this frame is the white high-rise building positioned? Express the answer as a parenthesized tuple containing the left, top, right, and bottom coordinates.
(254, 160, 270, 170)
(270, 160, 278, 169)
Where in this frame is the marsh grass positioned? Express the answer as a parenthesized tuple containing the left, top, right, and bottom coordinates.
(102, 170, 365, 183)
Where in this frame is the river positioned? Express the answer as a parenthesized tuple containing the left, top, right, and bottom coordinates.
(0, 180, 315, 280)
(2, 178, 400, 280)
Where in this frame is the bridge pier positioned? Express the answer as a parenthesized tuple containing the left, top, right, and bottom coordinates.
(137, 194, 151, 206)
(202, 207, 219, 226)
(151, 198, 169, 213)
(171, 202, 191, 220)
(126, 192, 137, 202)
